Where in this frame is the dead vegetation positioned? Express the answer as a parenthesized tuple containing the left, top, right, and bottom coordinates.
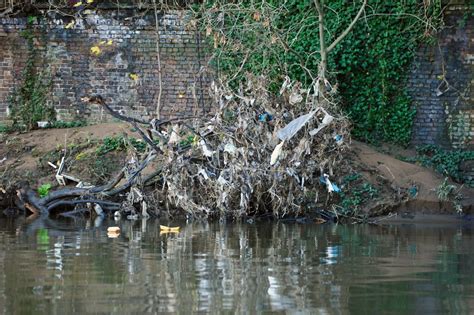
(155, 74, 352, 218)
(12, 74, 362, 220)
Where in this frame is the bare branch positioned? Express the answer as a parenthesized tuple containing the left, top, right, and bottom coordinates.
(326, 0, 367, 53)
(152, 0, 164, 119)
(314, 0, 326, 74)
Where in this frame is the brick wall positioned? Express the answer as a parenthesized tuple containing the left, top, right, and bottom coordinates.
(1, 5, 472, 152)
(409, 1, 474, 150)
(0, 9, 211, 122)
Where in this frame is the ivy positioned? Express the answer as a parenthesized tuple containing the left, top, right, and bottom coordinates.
(8, 17, 55, 131)
(332, 1, 441, 145)
(198, 0, 442, 145)
(404, 144, 474, 187)
(339, 174, 380, 215)
(96, 135, 153, 155)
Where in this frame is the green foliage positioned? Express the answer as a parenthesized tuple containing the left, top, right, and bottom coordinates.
(8, 18, 55, 131)
(407, 144, 474, 186)
(340, 181, 379, 215)
(198, 0, 442, 145)
(179, 135, 195, 147)
(331, 1, 439, 145)
(96, 135, 150, 155)
(0, 123, 13, 133)
(337, 173, 380, 215)
(37, 183, 52, 198)
(436, 177, 456, 201)
(457, 4, 474, 28)
(96, 136, 127, 155)
(48, 120, 88, 129)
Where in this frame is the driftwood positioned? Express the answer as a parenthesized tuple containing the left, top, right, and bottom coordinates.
(16, 96, 195, 218)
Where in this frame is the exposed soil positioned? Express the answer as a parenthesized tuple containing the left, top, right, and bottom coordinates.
(1, 123, 472, 216)
(352, 141, 473, 214)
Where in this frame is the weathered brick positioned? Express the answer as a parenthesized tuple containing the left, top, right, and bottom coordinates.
(0, 9, 212, 123)
(409, 4, 473, 151)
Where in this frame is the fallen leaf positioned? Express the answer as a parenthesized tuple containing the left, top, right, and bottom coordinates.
(129, 73, 139, 81)
(160, 225, 180, 233)
(270, 141, 285, 166)
(90, 45, 101, 55)
(253, 11, 261, 21)
(65, 20, 75, 29)
(107, 226, 120, 233)
(73, 1, 83, 7)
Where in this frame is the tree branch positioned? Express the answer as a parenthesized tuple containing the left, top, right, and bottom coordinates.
(152, 0, 164, 119)
(314, 0, 327, 81)
(326, 0, 367, 53)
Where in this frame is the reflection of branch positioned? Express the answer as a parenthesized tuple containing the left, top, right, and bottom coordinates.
(47, 199, 121, 211)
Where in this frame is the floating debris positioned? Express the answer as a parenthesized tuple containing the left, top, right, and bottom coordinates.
(107, 226, 121, 238)
(160, 225, 180, 233)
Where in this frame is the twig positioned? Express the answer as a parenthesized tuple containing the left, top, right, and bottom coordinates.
(326, 0, 367, 53)
(152, 0, 163, 119)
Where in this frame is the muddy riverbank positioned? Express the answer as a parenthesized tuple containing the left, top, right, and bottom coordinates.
(1, 123, 473, 219)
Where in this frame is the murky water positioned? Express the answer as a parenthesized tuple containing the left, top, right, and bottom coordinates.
(0, 216, 473, 314)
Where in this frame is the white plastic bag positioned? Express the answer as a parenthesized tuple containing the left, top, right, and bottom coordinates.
(277, 110, 317, 141)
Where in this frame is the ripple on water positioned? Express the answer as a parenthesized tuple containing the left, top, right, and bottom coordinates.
(0, 217, 473, 313)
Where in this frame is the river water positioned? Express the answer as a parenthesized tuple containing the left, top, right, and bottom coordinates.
(0, 216, 473, 314)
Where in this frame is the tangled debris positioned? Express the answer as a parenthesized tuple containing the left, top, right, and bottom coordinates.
(16, 74, 358, 220)
(156, 75, 351, 218)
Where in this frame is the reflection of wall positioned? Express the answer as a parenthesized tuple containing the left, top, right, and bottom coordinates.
(0, 246, 5, 314)
(0, 220, 473, 313)
(0, 10, 210, 122)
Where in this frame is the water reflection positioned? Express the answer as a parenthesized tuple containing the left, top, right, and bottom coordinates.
(0, 217, 473, 314)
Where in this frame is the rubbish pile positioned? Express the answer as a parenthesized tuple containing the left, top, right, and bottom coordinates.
(13, 74, 358, 220)
(153, 74, 351, 218)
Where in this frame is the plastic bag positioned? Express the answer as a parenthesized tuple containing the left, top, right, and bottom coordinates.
(277, 110, 317, 141)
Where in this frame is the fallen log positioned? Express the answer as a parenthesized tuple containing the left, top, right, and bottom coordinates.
(16, 98, 168, 218)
